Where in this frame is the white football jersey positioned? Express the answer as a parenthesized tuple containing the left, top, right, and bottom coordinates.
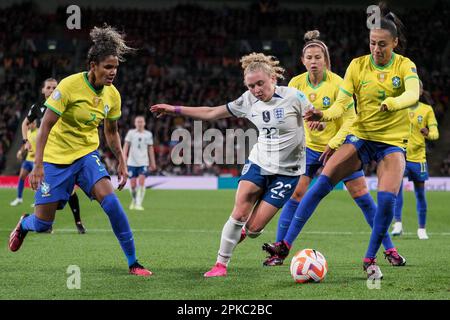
(226, 86, 312, 176)
(125, 129, 154, 167)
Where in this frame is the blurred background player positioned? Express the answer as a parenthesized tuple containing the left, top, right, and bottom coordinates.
(123, 115, 156, 211)
(8, 25, 152, 276)
(263, 6, 419, 280)
(151, 52, 312, 277)
(392, 80, 439, 239)
(262, 30, 405, 267)
(10, 78, 57, 207)
(10, 78, 86, 234)
(12, 120, 38, 205)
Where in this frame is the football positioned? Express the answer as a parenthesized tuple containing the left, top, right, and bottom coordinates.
(290, 249, 328, 283)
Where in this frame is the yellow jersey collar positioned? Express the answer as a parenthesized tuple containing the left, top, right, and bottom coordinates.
(370, 52, 396, 70)
(83, 72, 104, 95)
(307, 70, 327, 89)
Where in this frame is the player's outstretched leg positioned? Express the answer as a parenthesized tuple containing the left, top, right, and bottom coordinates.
(100, 192, 152, 276)
(262, 174, 334, 262)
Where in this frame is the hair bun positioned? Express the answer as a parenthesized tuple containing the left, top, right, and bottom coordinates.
(304, 30, 320, 42)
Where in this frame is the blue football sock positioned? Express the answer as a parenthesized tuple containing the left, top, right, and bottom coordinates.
(354, 193, 394, 251)
(284, 175, 334, 246)
(414, 186, 427, 228)
(365, 192, 396, 259)
(17, 178, 25, 199)
(276, 198, 299, 242)
(394, 182, 403, 222)
(101, 193, 137, 267)
(21, 214, 53, 232)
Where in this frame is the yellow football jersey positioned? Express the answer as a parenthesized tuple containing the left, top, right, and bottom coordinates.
(25, 128, 38, 162)
(44, 72, 121, 164)
(289, 70, 353, 152)
(324, 53, 419, 148)
(406, 102, 439, 163)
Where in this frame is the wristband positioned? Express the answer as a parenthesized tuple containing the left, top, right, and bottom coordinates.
(174, 106, 182, 114)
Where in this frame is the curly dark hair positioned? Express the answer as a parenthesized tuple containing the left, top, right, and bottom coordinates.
(87, 24, 135, 64)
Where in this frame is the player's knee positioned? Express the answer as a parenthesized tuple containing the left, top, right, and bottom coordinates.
(245, 226, 264, 239)
(351, 189, 368, 199)
(348, 183, 368, 199)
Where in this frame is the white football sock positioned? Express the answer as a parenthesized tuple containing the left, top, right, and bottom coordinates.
(217, 217, 245, 266)
(136, 185, 146, 206)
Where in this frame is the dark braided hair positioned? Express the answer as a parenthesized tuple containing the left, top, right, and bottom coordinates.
(87, 24, 135, 64)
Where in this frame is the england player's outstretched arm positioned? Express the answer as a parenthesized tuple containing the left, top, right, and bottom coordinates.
(29, 108, 59, 191)
(150, 104, 231, 121)
(104, 119, 128, 190)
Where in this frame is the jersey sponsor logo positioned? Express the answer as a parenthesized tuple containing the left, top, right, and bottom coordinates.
(361, 80, 371, 86)
(322, 96, 331, 107)
(40, 107, 45, 113)
(52, 90, 61, 100)
(377, 73, 387, 83)
(349, 135, 359, 143)
(104, 104, 110, 116)
(409, 112, 414, 119)
(262, 110, 271, 123)
(40, 182, 51, 197)
(274, 108, 285, 120)
(251, 113, 258, 117)
(392, 76, 401, 88)
(411, 67, 417, 73)
(308, 93, 317, 102)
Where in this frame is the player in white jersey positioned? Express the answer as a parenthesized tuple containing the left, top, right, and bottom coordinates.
(123, 116, 156, 210)
(151, 53, 312, 277)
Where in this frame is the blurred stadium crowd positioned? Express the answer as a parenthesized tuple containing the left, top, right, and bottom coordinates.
(0, 1, 449, 176)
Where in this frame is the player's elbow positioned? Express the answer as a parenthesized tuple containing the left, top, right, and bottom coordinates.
(206, 107, 221, 121)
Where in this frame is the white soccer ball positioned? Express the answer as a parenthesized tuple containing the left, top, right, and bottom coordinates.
(290, 249, 328, 283)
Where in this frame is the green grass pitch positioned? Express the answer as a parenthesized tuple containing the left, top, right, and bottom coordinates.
(0, 188, 449, 300)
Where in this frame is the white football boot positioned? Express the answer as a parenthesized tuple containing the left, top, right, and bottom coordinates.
(391, 222, 403, 236)
(10, 198, 23, 206)
(417, 228, 429, 240)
